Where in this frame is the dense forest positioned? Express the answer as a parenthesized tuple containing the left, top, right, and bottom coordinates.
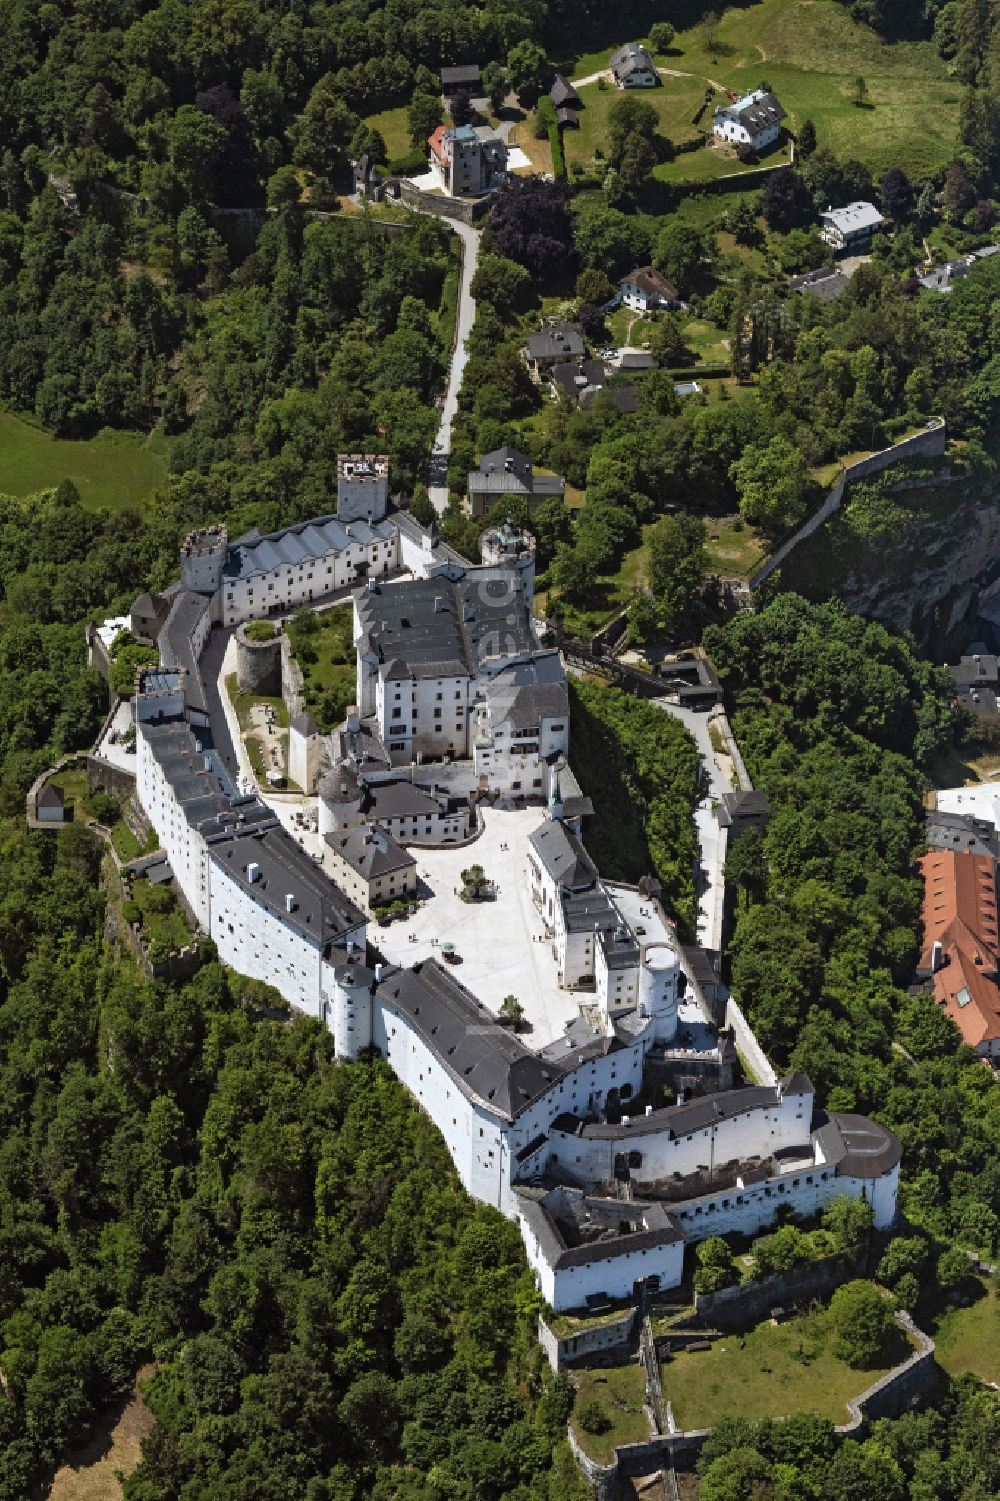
(705, 596, 1000, 1256)
(3, 0, 1000, 1492)
(0, 814, 591, 1501)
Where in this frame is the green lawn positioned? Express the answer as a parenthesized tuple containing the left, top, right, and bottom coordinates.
(48, 768, 88, 821)
(662, 1306, 912, 1428)
(542, 520, 659, 636)
(0, 410, 170, 512)
(668, 0, 959, 180)
(225, 675, 294, 788)
(361, 104, 412, 160)
(130, 876, 192, 953)
(931, 1278, 1000, 1384)
(564, 74, 707, 172)
(286, 605, 357, 732)
(705, 515, 766, 577)
(560, 0, 958, 183)
(570, 1362, 650, 1464)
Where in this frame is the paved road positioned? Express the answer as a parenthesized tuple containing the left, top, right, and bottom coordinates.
(429, 218, 482, 512)
(652, 700, 733, 958)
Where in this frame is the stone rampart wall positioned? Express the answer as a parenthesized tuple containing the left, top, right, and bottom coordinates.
(749, 421, 947, 589)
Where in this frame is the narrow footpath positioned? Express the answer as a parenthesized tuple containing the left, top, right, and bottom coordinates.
(428, 219, 481, 512)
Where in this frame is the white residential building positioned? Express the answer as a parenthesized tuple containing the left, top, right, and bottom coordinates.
(713, 89, 786, 151)
(820, 201, 886, 251)
(610, 43, 658, 88)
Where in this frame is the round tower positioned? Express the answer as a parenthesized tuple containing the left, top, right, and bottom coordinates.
(332, 961, 376, 1059)
(179, 525, 228, 595)
(638, 941, 679, 1043)
(318, 766, 364, 838)
(235, 622, 283, 697)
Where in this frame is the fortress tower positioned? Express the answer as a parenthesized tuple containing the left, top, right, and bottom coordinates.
(337, 454, 389, 523)
(180, 525, 228, 596)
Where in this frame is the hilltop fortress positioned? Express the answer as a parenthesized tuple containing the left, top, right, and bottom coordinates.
(105, 459, 900, 1312)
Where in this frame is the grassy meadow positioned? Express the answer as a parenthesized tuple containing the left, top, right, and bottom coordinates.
(559, 0, 958, 183)
(0, 410, 170, 512)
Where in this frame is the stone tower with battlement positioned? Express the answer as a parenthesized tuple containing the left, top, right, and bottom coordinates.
(337, 454, 389, 523)
(180, 525, 228, 595)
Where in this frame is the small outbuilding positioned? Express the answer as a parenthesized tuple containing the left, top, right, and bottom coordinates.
(35, 782, 66, 824)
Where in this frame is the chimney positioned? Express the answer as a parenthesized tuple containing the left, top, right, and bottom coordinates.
(375, 962, 384, 983)
(285, 893, 296, 913)
(248, 862, 260, 883)
(645, 1105, 653, 1116)
(931, 939, 944, 972)
(621, 1115, 630, 1128)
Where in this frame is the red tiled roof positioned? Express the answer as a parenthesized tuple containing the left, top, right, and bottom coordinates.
(918, 849, 1000, 1047)
(428, 126, 448, 162)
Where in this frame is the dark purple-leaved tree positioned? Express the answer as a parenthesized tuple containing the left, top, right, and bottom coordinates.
(486, 177, 576, 282)
(195, 84, 258, 205)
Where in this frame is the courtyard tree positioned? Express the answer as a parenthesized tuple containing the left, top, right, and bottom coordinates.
(607, 95, 658, 167)
(498, 994, 525, 1030)
(460, 863, 490, 899)
(482, 61, 508, 114)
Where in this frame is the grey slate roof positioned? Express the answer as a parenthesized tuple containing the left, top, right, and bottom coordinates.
(787, 266, 849, 301)
(716, 89, 786, 134)
(551, 1083, 784, 1140)
(355, 573, 536, 680)
(222, 513, 396, 584)
(376, 960, 568, 1119)
(515, 1186, 684, 1271)
(524, 326, 585, 362)
(610, 42, 656, 80)
(814, 1112, 902, 1179)
(820, 201, 884, 238)
(158, 590, 212, 715)
(551, 358, 607, 398)
(925, 809, 1000, 862)
(529, 819, 599, 890)
(550, 74, 581, 109)
(441, 63, 481, 89)
(325, 824, 416, 879)
(212, 826, 365, 951)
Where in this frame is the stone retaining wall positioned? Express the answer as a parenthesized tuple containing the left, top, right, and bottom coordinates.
(749, 421, 947, 590)
(568, 1311, 938, 1491)
(538, 1309, 637, 1371)
(693, 1256, 856, 1326)
(723, 994, 776, 1087)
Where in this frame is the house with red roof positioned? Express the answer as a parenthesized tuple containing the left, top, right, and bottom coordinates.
(918, 848, 1000, 1058)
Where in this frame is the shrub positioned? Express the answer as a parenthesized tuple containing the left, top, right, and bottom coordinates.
(244, 620, 277, 642)
(577, 1399, 611, 1435)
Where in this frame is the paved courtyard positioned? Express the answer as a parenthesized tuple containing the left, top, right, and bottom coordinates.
(374, 804, 584, 1047)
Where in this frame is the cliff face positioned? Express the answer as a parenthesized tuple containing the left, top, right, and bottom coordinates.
(772, 469, 1000, 660)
